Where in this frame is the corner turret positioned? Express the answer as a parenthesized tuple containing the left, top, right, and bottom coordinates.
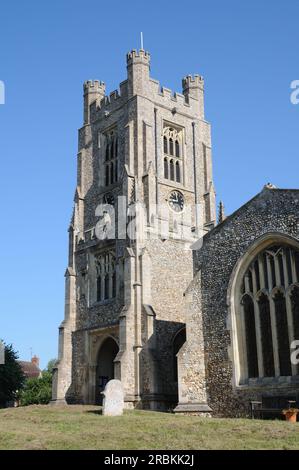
(126, 49, 150, 98)
(182, 74, 204, 118)
(83, 80, 106, 124)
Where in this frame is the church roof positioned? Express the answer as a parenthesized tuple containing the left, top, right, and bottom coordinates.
(203, 185, 299, 243)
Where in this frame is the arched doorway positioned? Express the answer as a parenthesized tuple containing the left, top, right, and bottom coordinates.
(95, 337, 119, 405)
(173, 327, 186, 402)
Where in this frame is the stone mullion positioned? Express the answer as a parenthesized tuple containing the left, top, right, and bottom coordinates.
(274, 255, 281, 287)
(251, 267, 258, 295)
(282, 248, 290, 286)
(269, 295, 280, 376)
(244, 273, 250, 293)
(258, 255, 265, 290)
(266, 254, 273, 292)
(253, 298, 264, 377)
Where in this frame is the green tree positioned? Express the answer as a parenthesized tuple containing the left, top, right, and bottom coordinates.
(0, 342, 25, 407)
(19, 359, 56, 406)
(46, 358, 57, 373)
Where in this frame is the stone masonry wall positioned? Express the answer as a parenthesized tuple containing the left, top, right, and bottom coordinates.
(194, 188, 299, 417)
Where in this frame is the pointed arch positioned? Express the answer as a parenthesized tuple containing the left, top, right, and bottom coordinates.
(95, 336, 119, 404)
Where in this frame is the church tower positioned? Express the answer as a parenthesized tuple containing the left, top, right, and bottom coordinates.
(52, 49, 216, 410)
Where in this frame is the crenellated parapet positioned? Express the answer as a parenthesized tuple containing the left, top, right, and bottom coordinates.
(126, 49, 151, 66)
(83, 80, 106, 95)
(182, 74, 204, 92)
(82, 51, 206, 123)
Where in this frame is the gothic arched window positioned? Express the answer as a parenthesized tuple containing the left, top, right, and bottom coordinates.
(104, 131, 118, 186)
(95, 252, 116, 303)
(236, 243, 299, 384)
(163, 126, 183, 183)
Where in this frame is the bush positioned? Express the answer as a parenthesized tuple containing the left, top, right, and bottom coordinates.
(19, 360, 56, 406)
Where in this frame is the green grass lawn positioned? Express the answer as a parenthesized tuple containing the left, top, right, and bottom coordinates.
(0, 405, 298, 450)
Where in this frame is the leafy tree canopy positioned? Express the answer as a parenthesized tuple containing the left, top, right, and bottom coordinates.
(0, 341, 25, 407)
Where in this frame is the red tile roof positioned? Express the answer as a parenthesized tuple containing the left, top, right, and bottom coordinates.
(18, 361, 41, 379)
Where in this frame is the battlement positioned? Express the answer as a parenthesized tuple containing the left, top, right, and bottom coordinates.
(126, 49, 150, 65)
(83, 80, 106, 94)
(182, 74, 204, 90)
(83, 52, 205, 123)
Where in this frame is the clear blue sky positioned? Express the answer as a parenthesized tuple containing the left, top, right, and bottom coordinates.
(0, 0, 298, 368)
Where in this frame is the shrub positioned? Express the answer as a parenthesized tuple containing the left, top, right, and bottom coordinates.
(19, 360, 56, 406)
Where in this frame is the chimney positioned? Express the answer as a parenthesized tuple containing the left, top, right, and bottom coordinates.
(31, 355, 40, 368)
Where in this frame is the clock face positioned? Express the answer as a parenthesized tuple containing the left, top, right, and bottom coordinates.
(168, 190, 184, 213)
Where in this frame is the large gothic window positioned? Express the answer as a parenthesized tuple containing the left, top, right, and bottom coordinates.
(238, 244, 299, 383)
(104, 130, 118, 187)
(163, 125, 183, 183)
(95, 251, 116, 302)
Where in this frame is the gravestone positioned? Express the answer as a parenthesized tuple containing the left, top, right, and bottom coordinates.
(102, 379, 124, 416)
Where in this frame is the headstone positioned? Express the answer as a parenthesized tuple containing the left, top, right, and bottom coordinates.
(102, 379, 124, 416)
